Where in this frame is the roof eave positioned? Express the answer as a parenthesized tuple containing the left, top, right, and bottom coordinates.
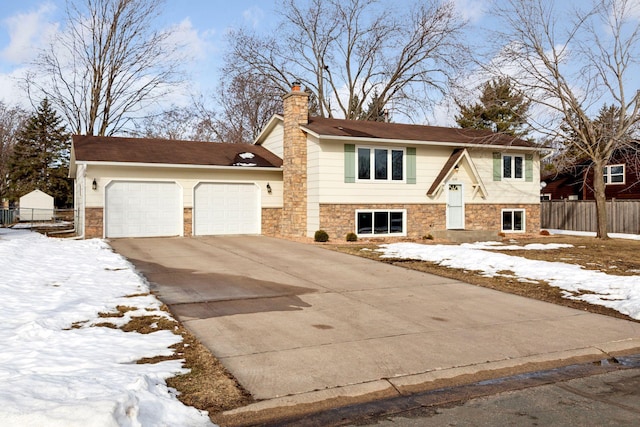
(307, 133, 544, 151)
(73, 160, 283, 171)
(254, 114, 284, 145)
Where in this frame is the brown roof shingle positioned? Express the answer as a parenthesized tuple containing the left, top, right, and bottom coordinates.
(303, 117, 537, 148)
(72, 135, 283, 168)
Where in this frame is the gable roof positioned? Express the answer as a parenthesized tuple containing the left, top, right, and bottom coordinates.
(427, 148, 488, 198)
(300, 117, 539, 149)
(72, 135, 283, 170)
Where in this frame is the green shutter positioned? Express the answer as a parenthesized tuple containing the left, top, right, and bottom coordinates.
(493, 152, 502, 181)
(525, 153, 533, 182)
(406, 147, 416, 184)
(344, 144, 355, 183)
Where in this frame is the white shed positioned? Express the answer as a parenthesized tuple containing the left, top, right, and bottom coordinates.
(19, 190, 54, 221)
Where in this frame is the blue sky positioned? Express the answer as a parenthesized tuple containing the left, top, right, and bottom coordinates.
(0, 0, 287, 107)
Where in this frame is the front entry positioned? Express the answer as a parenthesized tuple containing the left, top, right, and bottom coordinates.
(446, 183, 464, 229)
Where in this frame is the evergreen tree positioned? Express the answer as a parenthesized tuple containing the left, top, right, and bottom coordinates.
(361, 89, 388, 122)
(455, 77, 531, 137)
(9, 99, 71, 207)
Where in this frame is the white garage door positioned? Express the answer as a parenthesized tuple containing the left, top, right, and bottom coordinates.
(194, 183, 260, 235)
(105, 181, 181, 238)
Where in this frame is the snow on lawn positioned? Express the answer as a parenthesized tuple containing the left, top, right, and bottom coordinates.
(378, 241, 640, 320)
(0, 229, 214, 427)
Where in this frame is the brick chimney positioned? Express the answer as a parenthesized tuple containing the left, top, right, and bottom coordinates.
(281, 82, 309, 237)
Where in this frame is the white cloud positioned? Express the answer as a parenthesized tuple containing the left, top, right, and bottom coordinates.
(242, 6, 264, 28)
(451, 0, 487, 23)
(0, 3, 59, 64)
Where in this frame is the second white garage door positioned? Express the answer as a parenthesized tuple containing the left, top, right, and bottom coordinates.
(194, 183, 260, 235)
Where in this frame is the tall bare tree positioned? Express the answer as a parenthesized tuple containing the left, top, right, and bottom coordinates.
(0, 102, 28, 204)
(131, 105, 217, 142)
(211, 74, 283, 143)
(27, 0, 184, 136)
(489, 0, 640, 239)
(224, 0, 468, 121)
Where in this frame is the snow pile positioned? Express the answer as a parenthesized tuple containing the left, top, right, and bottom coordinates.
(0, 229, 214, 427)
(378, 242, 640, 320)
(545, 229, 640, 240)
(462, 241, 574, 251)
(239, 152, 255, 159)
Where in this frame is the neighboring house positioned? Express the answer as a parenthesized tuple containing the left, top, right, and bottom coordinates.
(541, 149, 640, 200)
(70, 84, 545, 240)
(19, 189, 54, 221)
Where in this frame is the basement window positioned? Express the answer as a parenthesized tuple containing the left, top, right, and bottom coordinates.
(501, 209, 525, 233)
(356, 210, 406, 236)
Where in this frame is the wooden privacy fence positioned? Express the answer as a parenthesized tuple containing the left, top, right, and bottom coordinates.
(541, 199, 640, 234)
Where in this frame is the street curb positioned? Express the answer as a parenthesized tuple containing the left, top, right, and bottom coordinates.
(214, 343, 640, 426)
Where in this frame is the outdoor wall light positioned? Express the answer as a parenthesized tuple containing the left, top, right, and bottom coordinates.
(454, 164, 460, 172)
(266, 183, 272, 194)
(92, 178, 97, 191)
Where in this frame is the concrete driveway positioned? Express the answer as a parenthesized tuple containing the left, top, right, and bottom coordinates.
(110, 236, 640, 411)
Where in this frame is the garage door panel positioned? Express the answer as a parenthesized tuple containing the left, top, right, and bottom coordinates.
(105, 181, 181, 238)
(194, 183, 260, 236)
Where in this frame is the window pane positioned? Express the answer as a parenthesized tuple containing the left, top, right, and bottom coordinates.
(513, 210, 523, 231)
(390, 212, 403, 233)
(611, 174, 624, 183)
(357, 212, 372, 234)
(358, 148, 370, 179)
(611, 165, 623, 174)
(374, 211, 389, 234)
(375, 149, 388, 180)
(603, 173, 608, 184)
(392, 150, 403, 180)
(514, 156, 523, 179)
(502, 211, 513, 231)
(503, 155, 512, 178)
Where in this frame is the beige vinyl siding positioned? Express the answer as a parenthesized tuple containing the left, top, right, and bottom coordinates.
(259, 122, 284, 159)
(315, 140, 540, 205)
(83, 164, 283, 209)
(473, 151, 540, 204)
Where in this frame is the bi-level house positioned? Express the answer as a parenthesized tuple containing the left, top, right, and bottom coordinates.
(70, 84, 545, 239)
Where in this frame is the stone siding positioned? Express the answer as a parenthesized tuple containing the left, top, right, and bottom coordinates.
(466, 203, 540, 234)
(319, 204, 446, 240)
(319, 203, 540, 240)
(85, 208, 103, 238)
(262, 208, 282, 236)
(281, 88, 309, 237)
(183, 208, 192, 237)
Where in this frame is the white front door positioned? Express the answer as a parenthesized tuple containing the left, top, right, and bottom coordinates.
(446, 183, 464, 229)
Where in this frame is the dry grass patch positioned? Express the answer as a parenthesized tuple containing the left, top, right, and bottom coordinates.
(326, 235, 640, 322)
(89, 303, 252, 417)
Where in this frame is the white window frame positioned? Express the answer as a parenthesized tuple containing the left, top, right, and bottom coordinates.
(502, 154, 525, 180)
(603, 164, 625, 185)
(355, 209, 407, 237)
(501, 209, 526, 233)
(356, 146, 406, 182)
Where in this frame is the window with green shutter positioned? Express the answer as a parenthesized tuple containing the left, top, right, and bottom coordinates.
(406, 147, 416, 184)
(344, 144, 355, 183)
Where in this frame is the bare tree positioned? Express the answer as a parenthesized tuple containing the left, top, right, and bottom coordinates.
(0, 102, 28, 203)
(224, 0, 468, 121)
(27, 0, 185, 136)
(489, 0, 640, 239)
(211, 74, 283, 143)
(131, 104, 217, 142)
